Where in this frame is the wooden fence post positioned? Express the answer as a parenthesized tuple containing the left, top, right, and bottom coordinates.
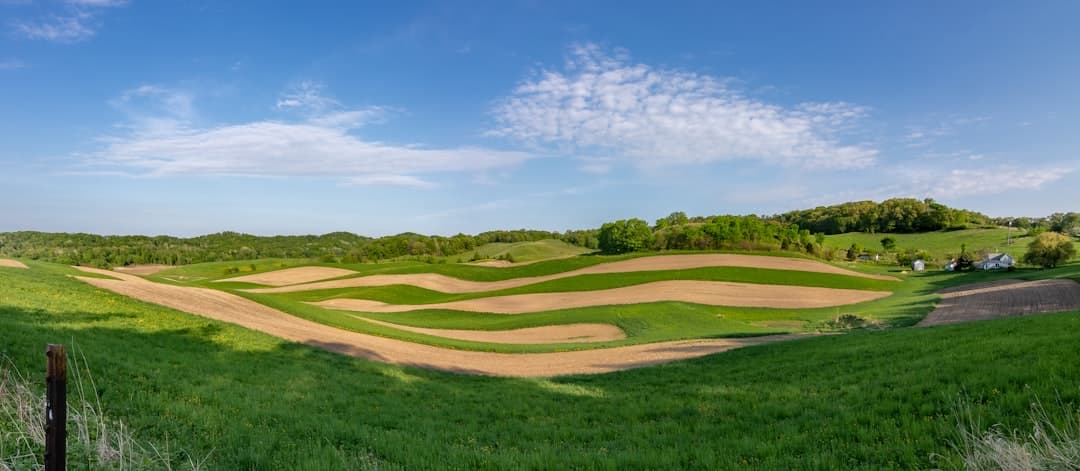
(45, 344, 66, 471)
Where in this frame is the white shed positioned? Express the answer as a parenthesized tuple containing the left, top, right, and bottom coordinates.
(912, 259, 926, 271)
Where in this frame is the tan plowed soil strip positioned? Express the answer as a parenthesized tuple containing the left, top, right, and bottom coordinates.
(0, 259, 28, 269)
(351, 316, 626, 344)
(114, 264, 174, 276)
(313, 280, 890, 314)
(247, 254, 897, 294)
(218, 266, 358, 286)
(71, 266, 809, 376)
(919, 279, 1080, 326)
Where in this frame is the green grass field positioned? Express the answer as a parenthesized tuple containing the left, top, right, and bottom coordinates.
(437, 239, 594, 263)
(141, 249, 1080, 354)
(2, 260, 1079, 469)
(152, 253, 911, 352)
(823, 227, 1041, 262)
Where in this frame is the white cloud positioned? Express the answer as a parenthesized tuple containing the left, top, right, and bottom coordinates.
(577, 157, 614, 174)
(13, 12, 96, 43)
(66, 0, 127, 6)
(275, 81, 340, 112)
(82, 85, 533, 185)
(346, 174, 437, 189)
(110, 85, 194, 119)
(490, 43, 876, 170)
(898, 165, 1073, 199)
(11, 0, 127, 43)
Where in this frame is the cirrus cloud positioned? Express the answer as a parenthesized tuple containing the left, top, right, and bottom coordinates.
(490, 43, 877, 170)
(81, 85, 534, 187)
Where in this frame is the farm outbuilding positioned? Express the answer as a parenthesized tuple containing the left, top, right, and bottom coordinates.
(977, 253, 1014, 270)
(912, 259, 926, 271)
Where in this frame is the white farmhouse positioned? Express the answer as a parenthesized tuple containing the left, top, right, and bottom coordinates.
(977, 253, 1014, 270)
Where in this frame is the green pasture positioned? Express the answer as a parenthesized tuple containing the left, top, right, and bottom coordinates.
(1, 260, 1078, 469)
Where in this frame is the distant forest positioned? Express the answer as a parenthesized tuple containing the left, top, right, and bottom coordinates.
(2, 198, 1075, 268)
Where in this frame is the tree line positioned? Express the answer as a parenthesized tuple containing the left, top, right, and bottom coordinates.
(3, 199, 1072, 268)
(599, 212, 819, 255)
(0, 229, 599, 268)
(777, 198, 991, 234)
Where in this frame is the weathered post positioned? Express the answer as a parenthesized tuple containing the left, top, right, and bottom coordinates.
(45, 344, 66, 471)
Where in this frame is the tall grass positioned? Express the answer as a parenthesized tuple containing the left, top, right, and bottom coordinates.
(0, 350, 210, 471)
(936, 398, 1080, 470)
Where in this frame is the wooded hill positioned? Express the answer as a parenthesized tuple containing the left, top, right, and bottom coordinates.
(2, 198, 1074, 267)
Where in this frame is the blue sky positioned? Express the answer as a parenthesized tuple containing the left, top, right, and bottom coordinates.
(2, 1, 1078, 236)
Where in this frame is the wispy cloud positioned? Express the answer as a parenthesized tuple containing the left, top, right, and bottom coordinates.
(65, 0, 128, 6)
(275, 81, 340, 111)
(0, 59, 26, 70)
(79, 84, 534, 186)
(12, 12, 97, 43)
(10, 0, 127, 43)
(900, 165, 1073, 199)
(345, 174, 437, 189)
(903, 115, 990, 148)
(490, 43, 877, 171)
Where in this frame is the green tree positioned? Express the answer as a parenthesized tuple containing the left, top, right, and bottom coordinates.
(598, 219, 654, 254)
(880, 236, 896, 252)
(1023, 232, 1076, 268)
(846, 243, 862, 261)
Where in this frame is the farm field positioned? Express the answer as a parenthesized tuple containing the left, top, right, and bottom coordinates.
(1, 257, 1079, 468)
(134, 253, 920, 356)
(823, 227, 1037, 261)
(440, 239, 594, 264)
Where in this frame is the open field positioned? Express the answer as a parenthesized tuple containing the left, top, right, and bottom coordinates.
(216, 266, 358, 286)
(2, 259, 1079, 468)
(312, 280, 889, 313)
(352, 317, 626, 344)
(73, 265, 809, 376)
(449, 239, 594, 264)
(0, 258, 27, 269)
(919, 279, 1080, 326)
(823, 227, 1079, 263)
(112, 264, 174, 275)
(240, 253, 897, 294)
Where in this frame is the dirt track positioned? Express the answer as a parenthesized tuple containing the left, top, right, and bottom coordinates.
(246, 254, 898, 294)
(72, 266, 810, 376)
(351, 316, 626, 344)
(0, 259, 28, 269)
(113, 264, 173, 276)
(919, 279, 1080, 326)
(217, 266, 358, 286)
(313, 280, 889, 314)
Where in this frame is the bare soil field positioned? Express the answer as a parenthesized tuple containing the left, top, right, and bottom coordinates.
(218, 266, 358, 286)
(247, 253, 898, 295)
(72, 266, 809, 376)
(918, 279, 1080, 326)
(0, 259, 28, 269)
(312, 280, 890, 314)
(351, 316, 626, 344)
(113, 264, 174, 276)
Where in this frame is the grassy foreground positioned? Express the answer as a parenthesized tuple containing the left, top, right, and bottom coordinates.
(2, 262, 1079, 469)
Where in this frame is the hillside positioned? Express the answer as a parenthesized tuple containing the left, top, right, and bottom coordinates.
(447, 239, 594, 264)
(824, 227, 1030, 261)
(1, 260, 1078, 468)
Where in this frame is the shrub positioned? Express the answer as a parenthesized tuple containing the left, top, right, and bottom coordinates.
(1023, 232, 1076, 268)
